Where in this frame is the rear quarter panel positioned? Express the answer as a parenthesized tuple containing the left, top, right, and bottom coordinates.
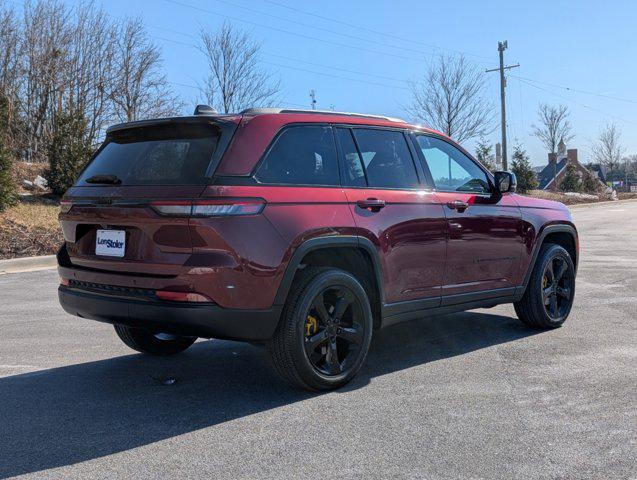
(191, 185, 356, 309)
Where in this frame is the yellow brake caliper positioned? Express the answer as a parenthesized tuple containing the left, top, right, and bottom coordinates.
(305, 314, 318, 337)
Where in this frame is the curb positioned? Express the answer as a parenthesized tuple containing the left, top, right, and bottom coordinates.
(569, 198, 637, 209)
(0, 255, 57, 275)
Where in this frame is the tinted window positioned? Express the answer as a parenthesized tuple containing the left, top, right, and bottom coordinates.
(416, 135, 490, 193)
(352, 129, 419, 189)
(77, 123, 222, 186)
(256, 126, 339, 185)
(336, 128, 366, 187)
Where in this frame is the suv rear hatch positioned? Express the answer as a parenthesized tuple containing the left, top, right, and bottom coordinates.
(60, 117, 239, 275)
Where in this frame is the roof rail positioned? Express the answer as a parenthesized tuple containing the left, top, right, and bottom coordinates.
(239, 108, 406, 123)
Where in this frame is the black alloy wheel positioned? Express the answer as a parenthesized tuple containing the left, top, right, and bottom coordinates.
(303, 285, 366, 376)
(541, 255, 574, 320)
(268, 267, 373, 391)
(514, 243, 576, 328)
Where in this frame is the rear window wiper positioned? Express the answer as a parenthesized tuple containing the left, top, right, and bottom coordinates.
(85, 174, 122, 185)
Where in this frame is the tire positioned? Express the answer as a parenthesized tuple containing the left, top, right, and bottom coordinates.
(267, 267, 374, 391)
(514, 243, 576, 329)
(114, 325, 197, 356)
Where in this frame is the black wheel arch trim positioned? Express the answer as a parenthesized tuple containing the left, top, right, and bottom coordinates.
(520, 223, 578, 290)
(272, 235, 385, 307)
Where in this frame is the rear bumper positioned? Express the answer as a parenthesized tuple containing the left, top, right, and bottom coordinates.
(58, 286, 281, 341)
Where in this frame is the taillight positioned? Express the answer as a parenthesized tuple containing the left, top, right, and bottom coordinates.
(150, 199, 265, 217)
(155, 290, 213, 303)
(60, 201, 73, 214)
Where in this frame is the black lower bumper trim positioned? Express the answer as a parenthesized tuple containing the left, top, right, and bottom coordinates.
(58, 286, 281, 341)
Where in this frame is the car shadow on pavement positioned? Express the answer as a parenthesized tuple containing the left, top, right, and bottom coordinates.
(0, 311, 541, 478)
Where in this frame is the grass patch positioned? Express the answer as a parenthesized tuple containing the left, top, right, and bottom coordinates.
(0, 195, 63, 259)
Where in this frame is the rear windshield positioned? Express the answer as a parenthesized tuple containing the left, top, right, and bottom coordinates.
(77, 122, 225, 186)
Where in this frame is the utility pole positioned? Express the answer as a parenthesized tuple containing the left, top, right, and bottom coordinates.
(310, 90, 317, 110)
(486, 41, 519, 171)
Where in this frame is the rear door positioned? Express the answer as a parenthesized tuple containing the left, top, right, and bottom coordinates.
(60, 119, 236, 275)
(336, 127, 446, 305)
(412, 134, 523, 298)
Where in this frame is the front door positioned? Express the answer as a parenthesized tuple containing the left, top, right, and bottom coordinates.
(413, 134, 523, 298)
(335, 127, 446, 305)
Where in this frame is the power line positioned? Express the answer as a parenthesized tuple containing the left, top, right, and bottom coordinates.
(261, 60, 409, 91)
(510, 74, 637, 105)
(151, 25, 410, 84)
(517, 77, 636, 126)
(201, 0, 451, 59)
(162, 0, 436, 63)
(261, 0, 491, 61)
(264, 52, 408, 84)
(152, 32, 410, 91)
(165, 80, 309, 109)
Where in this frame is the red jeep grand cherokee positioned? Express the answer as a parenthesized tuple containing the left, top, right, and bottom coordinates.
(58, 107, 578, 390)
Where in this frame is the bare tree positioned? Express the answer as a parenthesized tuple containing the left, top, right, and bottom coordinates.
(19, 0, 73, 162)
(65, 1, 116, 145)
(109, 18, 182, 122)
(531, 103, 574, 154)
(0, 4, 20, 100)
(407, 54, 494, 143)
(200, 22, 280, 114)
(591, 123, 625, 171)
(0, 3, 22, 157)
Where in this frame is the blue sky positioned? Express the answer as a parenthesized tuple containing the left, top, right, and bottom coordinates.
(32, 0, 637, 165)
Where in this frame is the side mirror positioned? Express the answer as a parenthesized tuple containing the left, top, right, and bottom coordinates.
(494, 171, 517, 193)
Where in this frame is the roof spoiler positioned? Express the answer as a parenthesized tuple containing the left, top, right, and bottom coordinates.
(194, 104, 218, 115)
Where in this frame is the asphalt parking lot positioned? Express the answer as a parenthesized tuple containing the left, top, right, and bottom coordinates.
(1, 200, 636, 479)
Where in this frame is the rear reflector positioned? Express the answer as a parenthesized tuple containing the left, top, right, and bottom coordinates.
(59, 277, 70, 286)
(151, 199, 264, 217)
(155, 290, 213, 303)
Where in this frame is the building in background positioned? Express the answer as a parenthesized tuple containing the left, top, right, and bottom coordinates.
(536, 139, 591, 190)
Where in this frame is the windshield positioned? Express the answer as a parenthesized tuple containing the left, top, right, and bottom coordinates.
(77, 122, 230, 186)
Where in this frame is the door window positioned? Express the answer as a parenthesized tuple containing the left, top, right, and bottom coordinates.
(255, 125, 339, 186)
(415, 135, 490, 193)
(352, 129, 420, 189)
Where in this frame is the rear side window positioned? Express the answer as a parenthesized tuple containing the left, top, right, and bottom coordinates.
(255, 125, 339, 186)
(77, 122, 224, 186)
(335, 128, 366, 187)
(352, 129, 419, 189)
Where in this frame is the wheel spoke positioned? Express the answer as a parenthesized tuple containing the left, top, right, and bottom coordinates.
(305, 330, 328, 351)
(557, 286, 571, 300)
(550, 293, 558, 317)
(332, 293, 351, 322)
(338, 324, 363, 345)
(325, 338, 341, 374)
(542, 286, 553, 300)
(545, 260, 555, 284)
(312, 294, 330, 324)
(555, 260, 568, 282)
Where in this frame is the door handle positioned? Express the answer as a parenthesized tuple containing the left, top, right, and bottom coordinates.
(446, 200, 469, 212)
(356, 198, 386, 212)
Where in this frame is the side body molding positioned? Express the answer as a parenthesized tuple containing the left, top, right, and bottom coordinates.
(272, 223, 577, 331)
